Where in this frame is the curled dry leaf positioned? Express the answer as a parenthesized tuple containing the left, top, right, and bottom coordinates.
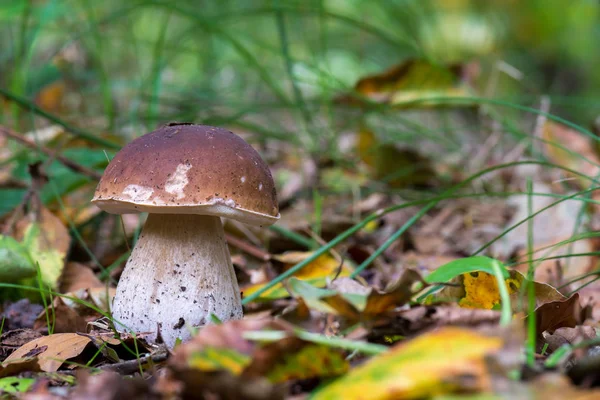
(0, 333, 93, 376)
(535, 293, 582, 337)
(288, 269, 427, 325)
(544, 326, 598, 353)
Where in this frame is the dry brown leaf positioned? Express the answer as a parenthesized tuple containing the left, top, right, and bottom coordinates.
(69, 370, 155, 400)
(491, 183, 594, 283)
(1, 333, 93, 375)
(61, 287, 116, 318)
(33, 297, 88, 334)
(544, 326, 598, 352)
(370, 305, 501, 338)
(34, 81, 66, 114)
(536, 293, 582, 336)
(542, 120, 600, 190)
(59, 262, 104, 293)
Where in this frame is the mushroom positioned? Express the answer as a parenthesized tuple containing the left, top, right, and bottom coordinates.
(91, 123, 279, 347)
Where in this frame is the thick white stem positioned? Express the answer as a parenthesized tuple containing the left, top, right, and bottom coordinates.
(111, 213, 242, 347)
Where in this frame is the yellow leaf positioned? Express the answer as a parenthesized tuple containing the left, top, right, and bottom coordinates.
(432, 270, 565, 311)
(242, 252, 352, 301)
(459, 271, 520, 309)
(354, 60, 474, 107)
(188, 347, 251, 375)
(312, 327, 504, 400)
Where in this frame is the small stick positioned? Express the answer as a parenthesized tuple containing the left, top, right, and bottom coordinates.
(0, 125, 103, 181)
(224, 233, 271, 261)
(99, 350, 168, 375)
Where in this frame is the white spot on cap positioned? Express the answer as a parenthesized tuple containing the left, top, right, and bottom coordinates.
(165, 163, 192, 200)
(241, 176, 246, 183)
(122, 185, 154, 202)
(208, 197, 238, 208)
(258, 183, 263, 191)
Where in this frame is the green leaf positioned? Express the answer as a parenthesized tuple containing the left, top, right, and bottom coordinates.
(21, 223, 65, 289)
(0, 376, 35, 394)
(425, 256, 509, 284)
(0, 235, 36, 281)
(289, 278, 367, 312)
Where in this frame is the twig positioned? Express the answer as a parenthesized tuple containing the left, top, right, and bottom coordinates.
(0, 125, 103, 181)
(0, 177, 28, 189)
(225, 233, 270, 261)
(0, 87, 120, 149)
(99, 350, 168, 375)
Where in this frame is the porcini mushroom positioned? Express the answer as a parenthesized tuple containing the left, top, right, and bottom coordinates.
(92, 123, 279, 347)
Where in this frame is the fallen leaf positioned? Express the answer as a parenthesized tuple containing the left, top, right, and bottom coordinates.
(312, 327, 505, 400)
(171, 318, 348, 384)
(432, 269, 565, 311)
(536, 293, 582, 336)
(369, 305, 501, 339)
(33, 296, 88, 334)
(544, 326, 598, 352)
(0, 235, 35, 281)
(61, 287, 116, 318)
(34, 81, 66, 114)
(1, 333, 93, 375)
(59, 262, 104, 293)
(529, 373, 600, 400)
(13, 206, 71, 290)
(357, 127, 437, 188)
(491, 182, 594, 282)
(0, 299, 44, 330)
(288, 269, 427, 325)
(242, 252, 353, 301)
(542, 120, 600, 191)
(0, 376, 35, 394)
(69, 370, 154, 400)
(352, 60, 474, 107)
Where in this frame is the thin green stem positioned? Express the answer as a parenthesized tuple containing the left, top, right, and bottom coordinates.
(492, 260, 512, 326)
(526, 179, 536, 367)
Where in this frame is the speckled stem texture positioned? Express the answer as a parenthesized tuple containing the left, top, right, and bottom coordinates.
(111, 213, 242, 347)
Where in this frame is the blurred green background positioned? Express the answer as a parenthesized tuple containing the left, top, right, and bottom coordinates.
(1, 0, 600, 215)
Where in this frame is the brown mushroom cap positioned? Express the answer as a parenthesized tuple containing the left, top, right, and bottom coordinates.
(91, 123, 279, 226)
